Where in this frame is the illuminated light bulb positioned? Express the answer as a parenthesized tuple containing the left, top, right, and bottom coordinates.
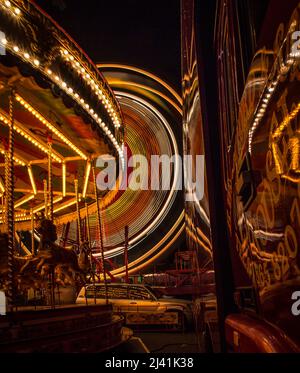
(63, 49, 68, 55)
(33, 59, 40, 66)
(47, 69, 52, 75)
(70, 55, 74, 61)
(55, 75, 59, 81)
(68, 87, 73, 93)
(76, 61, 80, 67)
(14, 7, 20, 15)
(13, 45, 19, 52)
(24, 52, 30, 59)
(5, 1, 11, 7)
(74, 93, 79, 98)
(268, 86, 275, 92)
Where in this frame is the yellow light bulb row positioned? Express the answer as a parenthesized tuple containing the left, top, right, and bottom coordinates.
(1, 1, 21, 16)
(1, 36, 40, 68)
(45, 66, 123, 159)
(248, 30, 299, 153)
(0, 148, 26, 166)
(61, 48, 121, 128)
(0, 112, 62, 163)
(15, 94, 88, 160)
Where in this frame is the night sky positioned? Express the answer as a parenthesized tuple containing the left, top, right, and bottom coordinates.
(34, 0, 182, 92)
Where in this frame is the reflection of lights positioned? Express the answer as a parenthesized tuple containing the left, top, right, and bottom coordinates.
(273, 103, 300, 139)
(253, 229, 284, 241)
(281, 174, 300, 183)
(289, 137, 299, 171)
(271, 104, 300, 177)
(248, 30, 298, 153)
(28, 166, 37, 195)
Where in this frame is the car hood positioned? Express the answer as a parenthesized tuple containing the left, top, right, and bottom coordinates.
(157, 297, 192, 306)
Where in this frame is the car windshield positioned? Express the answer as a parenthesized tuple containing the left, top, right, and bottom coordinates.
(144, 285, 158, 300)
(85, 284, 157, 300)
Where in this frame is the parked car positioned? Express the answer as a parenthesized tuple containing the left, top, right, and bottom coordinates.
(76, 283, 193, 330)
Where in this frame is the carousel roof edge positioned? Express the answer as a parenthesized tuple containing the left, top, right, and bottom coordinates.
(0, 0, 124, 160)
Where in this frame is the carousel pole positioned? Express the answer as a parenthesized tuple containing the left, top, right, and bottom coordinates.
(85, 202, 96, 304)
(124, 225, 129, 283)
(5, 89, 16, 311)
(43, 179, 48, 218)
(47, 134, 55, 308)
(92, 163, 108, 304)
(85, 202, 92, 265)
(30, 206, 35, 255)
(47, 134, 53, 222)
(74, 178, 82, 246)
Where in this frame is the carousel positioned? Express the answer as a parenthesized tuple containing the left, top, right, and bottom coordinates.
(0, 0, 128, 352)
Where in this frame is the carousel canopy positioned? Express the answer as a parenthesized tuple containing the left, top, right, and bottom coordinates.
(0, 0, 124, 225)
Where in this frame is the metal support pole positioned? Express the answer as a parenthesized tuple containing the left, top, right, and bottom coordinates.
(47, 135, 53, 221)
(74, 178, 82, 245)
(124, 225, 129, 283)
(43, 179, 48, 218)
(85, 202, 92, 264)
(92, 164, 108, 304)
(85, 202, 96, 304)
(5, 89, 15, 310)
(31, 207, 34, 255)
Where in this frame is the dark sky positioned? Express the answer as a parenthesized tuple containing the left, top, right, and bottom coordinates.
(34, 0, 181, 92)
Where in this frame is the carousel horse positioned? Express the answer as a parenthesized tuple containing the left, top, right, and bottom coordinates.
(0, 233, 45, 293)
(20, 217, 85, 283)
(78, 240, 92, 273)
